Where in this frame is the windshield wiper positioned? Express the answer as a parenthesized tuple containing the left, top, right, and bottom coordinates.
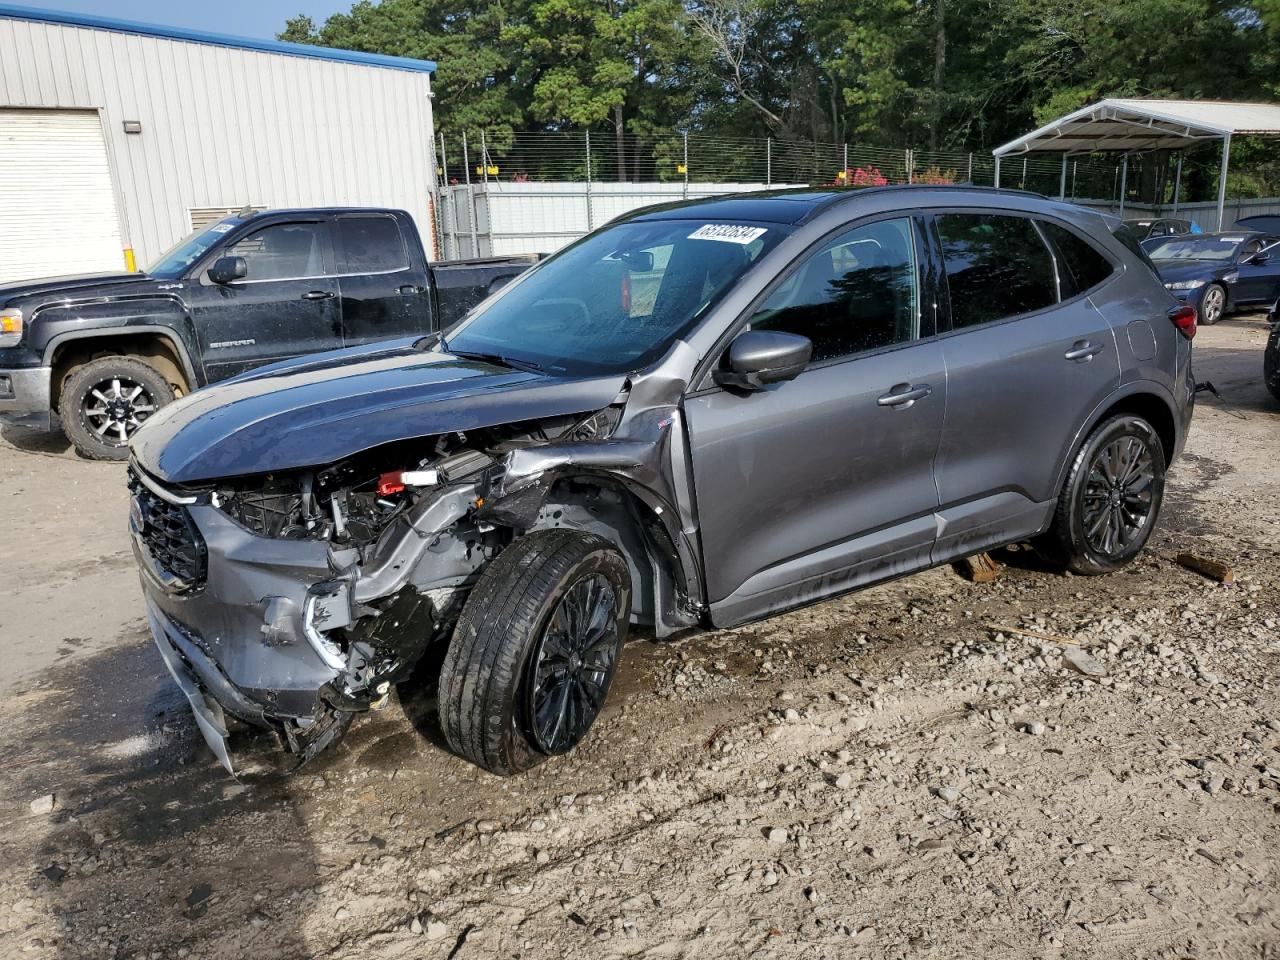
(446, 346, 545, 373)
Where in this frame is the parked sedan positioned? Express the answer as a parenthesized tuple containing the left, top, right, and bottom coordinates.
(127, 187, 1195, 776)
(1147, 232, 1280, 324)
(1126, 217, 1197, 248)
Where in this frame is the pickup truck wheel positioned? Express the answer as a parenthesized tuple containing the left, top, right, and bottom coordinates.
(59, 356, 174, 461)
(1037, 414, 1166, 576)
(438, 529, 631, 776)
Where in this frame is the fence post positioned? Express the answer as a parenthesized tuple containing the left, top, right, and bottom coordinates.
(584, 131, 594, 231)
(682, 132, 689, 200)
(842, 143, 848, 179)
(438, 133, 450, 259)
(967, 152, 973, 184)
(766, 137, 772, 185)
(462, 131, 478, 258)
(906, 149, 912, 184)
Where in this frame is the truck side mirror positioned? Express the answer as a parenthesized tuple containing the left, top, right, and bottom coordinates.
(713, 329, 812, 392)
(208, 256, 248, 284)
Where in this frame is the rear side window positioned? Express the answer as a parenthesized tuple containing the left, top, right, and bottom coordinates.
(936, 214, 1057, 328)
(335, 216, 409, 273)
(1040, 222, 1114, 295)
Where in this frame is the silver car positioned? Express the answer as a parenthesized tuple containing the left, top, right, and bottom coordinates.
(127, 186, 1196, 775)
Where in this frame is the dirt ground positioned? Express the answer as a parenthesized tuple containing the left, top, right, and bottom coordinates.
(0, 317, 1276, 960)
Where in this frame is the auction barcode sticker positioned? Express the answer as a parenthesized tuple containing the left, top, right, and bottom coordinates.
(688, 224, 768, 244)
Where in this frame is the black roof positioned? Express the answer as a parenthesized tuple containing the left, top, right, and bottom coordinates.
(627, 184, 1050, 225)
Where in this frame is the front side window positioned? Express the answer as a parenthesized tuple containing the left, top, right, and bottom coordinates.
(335, 216, 409, 273)
(747, 218, 919, 364)
(936, 214, 1058, 328)
(1040, 221, 1114, 295)
(227, 222, 326, 281)
(444, 218, 788, 376)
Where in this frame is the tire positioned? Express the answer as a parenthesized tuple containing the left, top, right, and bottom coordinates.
(1265, 317, 1280, 404)
(59, 356, 175, 461)
(1199, 282, 1226, 325)
(439, 528, 631, 775)
(1037, 414, 1166, 576)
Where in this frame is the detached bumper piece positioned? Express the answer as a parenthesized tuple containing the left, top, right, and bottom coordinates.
(0, 365, 53, 431)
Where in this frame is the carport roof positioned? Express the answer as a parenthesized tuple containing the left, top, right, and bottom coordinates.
(993, 99, 1280, 156)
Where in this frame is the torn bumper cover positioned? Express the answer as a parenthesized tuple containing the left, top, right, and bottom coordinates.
(131, 470, 353, 773)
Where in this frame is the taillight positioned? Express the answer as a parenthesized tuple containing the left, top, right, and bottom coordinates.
(1169, 305, 1196, 340)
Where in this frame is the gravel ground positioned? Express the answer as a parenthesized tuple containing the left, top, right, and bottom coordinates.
(0, 317, 1276, 960)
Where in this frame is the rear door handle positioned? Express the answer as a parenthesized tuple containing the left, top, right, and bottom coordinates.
(1064, 340, 1104, 361)
(302, 290, 334, 300)
(398, 284, 424, 295)
(877, 383, 932, 408)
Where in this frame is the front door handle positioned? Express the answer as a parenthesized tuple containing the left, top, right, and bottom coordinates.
(302, 290, 334, 301)
(877, 383, 932, 408)
(398, 284, 424, 295)
(1064, 340, 1104, 361)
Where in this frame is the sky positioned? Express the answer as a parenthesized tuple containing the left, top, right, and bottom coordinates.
(13, 0, 351, 41)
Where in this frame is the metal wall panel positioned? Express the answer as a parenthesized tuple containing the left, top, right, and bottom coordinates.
(0, 15, 436, 269)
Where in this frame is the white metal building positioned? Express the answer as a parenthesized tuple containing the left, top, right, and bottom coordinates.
(0, 3, 438, 284)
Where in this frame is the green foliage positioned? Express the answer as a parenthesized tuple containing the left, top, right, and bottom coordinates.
(281, 0, 1280, 188)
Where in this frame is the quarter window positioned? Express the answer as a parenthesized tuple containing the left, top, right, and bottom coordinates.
(748, 218, 920, 364)
(335, 216, 409, 273)
(1040, 221, 1114, 295)
(227, 222, 326, 281)
(936, 214, 1057, 328)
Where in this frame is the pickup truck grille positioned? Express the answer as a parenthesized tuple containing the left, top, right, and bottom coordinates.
(128, 471, 207, 591)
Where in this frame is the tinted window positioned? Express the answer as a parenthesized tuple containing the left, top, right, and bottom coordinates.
(748, 218, 919, 363)
(336, 216, 409, 273)
(937, 214, 1057, 328)
(1041, 221, 1114, 294)
(228, 223, 326, 280)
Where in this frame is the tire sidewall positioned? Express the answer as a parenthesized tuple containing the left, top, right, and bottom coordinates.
(1265, 320, 1280, 404)
(59, 357, 174, 460)
(1062, 416, 1165, 574)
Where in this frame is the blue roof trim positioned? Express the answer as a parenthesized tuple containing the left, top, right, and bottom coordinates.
(0, 3, 437, 73)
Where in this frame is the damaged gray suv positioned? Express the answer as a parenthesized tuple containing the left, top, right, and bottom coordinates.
(128, 187, 1196, 775)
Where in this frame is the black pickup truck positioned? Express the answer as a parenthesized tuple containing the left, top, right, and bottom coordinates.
(0, 207, 532, 459)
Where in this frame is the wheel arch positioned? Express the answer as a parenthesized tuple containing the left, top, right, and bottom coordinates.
(525, 472, 702, 637)
(1053, 384, 1180, 496)
(47, 328, 196, 410)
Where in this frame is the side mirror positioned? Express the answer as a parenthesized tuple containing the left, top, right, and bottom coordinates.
(713, 329, 812, 392)
(208, 256, 248, 284)
(1248, 252, 1271, 265)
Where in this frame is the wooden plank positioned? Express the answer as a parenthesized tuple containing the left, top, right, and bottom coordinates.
(1176, 552, 1234, 583)
(951, 552, 1002, 583)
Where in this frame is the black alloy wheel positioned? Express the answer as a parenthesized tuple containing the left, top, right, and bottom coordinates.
(525, 573, 620, 754)
(1080, 435, 1157, 557)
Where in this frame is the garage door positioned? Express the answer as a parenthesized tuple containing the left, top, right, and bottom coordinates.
(0, 109, 124, 284)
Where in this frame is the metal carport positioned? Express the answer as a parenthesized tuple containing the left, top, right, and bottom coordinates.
(992, 99, 1280, 230)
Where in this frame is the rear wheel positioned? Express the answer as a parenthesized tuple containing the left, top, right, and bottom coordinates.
(438, 529, 631, 775)
(1037, 414, 1166, 576)
(1199, 283, 1226, 325)
(59, 356, 174, 460)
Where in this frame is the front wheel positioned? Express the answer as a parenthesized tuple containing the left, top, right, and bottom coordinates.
(438, 529, 631, 775)
(1037, 414, 1166, 576)
(1199, 283, 1226, 325)
(59, 356, 175, 460)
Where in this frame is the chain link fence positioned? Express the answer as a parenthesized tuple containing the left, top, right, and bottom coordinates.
(431, 131, 1138, 258)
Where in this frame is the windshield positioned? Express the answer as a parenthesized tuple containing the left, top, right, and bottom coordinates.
(146, 218, 244, 278)
(443, 218, 788, 376)
(1146, 235, 1245, 262)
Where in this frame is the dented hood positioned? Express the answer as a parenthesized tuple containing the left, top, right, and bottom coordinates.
(130, 339, 627, 484)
